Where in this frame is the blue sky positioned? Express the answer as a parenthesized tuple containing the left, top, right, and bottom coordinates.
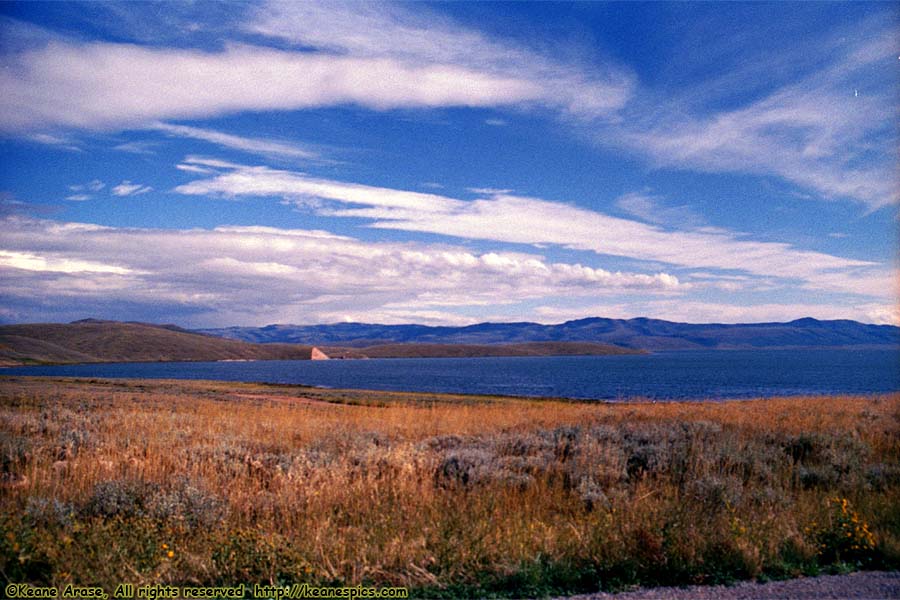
(0, 1, 897, 327)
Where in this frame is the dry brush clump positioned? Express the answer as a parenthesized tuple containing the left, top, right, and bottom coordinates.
(0, 377, 897, 598)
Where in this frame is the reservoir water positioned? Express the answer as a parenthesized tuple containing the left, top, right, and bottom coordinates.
(3, 348, 898, 400)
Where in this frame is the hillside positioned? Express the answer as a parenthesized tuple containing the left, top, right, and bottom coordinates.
(2, 317, 895, 367)
(0, 321, 641, 366)
(322, 341, 642, 359)
(199, 317, 900, 350)
(0, 320, 315, 365)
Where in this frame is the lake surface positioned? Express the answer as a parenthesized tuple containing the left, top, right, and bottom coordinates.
(4, 348, 898, 400)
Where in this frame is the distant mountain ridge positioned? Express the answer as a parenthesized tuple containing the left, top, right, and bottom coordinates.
(1, 318, 896, 367)
(322, 341, 642, 359)
(197, 317, 900, 351)
(0, 320, 637, 366)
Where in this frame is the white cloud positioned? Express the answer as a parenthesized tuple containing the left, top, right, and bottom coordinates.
(149, 122, 319, 161)
(863, 304, 900, 326)
(113, 140, 157, 155)
(246, 1, 633, 117)
(68, 179, 105, 192)
(243, 2, 898, 209)
(175, 159, 463, 214)
(0, 250, 132, 274)
(27, 132, 81, 151)
(617, 28, 898, 209)
(0, 33, 626, 133)
(803, 270, 899, 300)
(111, 181, 152, 196)
(468, 187, 513, 196)
(173, 160, 892, 300)
(313, 307, 480, 327)
(0, 43, 511, 131)
(2, 5, 892, 210)
(0, 216, 684, 327)
(65, 179, 105, 201)
(176, 164, 216, 175)
(615, 191, 703, 228)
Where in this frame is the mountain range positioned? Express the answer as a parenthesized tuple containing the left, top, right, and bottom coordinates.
(0, 320, 636, 366)
(198, 317, 900, 351)
(0, 317, 896, 367)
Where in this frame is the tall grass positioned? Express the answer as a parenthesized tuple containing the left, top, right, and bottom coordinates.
(1, 377, 898, 597)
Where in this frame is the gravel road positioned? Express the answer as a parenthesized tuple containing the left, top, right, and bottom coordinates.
(555, 571, 899, 599)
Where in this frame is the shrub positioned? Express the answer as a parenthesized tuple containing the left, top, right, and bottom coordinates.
(25, 497, 77, 529)
(83, 479, 158, 519)
(212, 528, 311, 585)
(0, 430, 31, 476)
(865, 463, 900, 492)
(434, 448, 495, 488)
(57, 426, 93, 460)
(809, 497, 877, 565)
(686, 475, 742, 511)
(148, 478, 226, 528)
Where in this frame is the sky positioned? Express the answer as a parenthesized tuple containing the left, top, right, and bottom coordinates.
(0, 1, 898, 328)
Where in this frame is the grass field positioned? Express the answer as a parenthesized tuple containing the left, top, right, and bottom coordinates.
(1, 377, 898, 598)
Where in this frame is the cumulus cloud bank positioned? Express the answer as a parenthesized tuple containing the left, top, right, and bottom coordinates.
(173, 159, 892, 300)
(0, 216, 683, 326)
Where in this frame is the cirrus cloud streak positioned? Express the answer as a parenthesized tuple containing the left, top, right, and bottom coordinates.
(173, 159, 892, 300)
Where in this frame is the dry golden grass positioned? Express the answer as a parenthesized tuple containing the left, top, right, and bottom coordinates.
(1, 377, 898, 597)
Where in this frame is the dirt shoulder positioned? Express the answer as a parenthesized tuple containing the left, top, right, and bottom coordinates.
(557, 571, 899, 600)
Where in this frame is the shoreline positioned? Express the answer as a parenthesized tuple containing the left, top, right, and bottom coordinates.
(2, 343, 897, 370)
(2, 373, 898, 405)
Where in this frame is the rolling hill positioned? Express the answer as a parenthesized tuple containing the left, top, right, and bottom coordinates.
(199, 317, 900, 350)
(0, 320, 640, 366)
(2, 317, 896, 367)
(321, 341, 642, 359)
(0, 320, 315, 366)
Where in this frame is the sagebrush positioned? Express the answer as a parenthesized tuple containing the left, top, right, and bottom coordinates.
(1, 377, 897, 597)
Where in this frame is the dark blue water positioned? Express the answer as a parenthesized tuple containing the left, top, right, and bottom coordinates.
(4, 348, 898, 400)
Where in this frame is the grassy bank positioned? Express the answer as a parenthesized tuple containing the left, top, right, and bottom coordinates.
(1, 377, 898, 597)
